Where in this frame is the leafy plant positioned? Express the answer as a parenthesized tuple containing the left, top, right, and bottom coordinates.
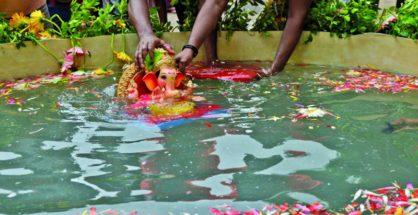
(252, 0, 288, 32)
(220, 0, 261, 38)
(306, 0, 379, 38)
(171, 0, 199, 31)
(2, 0, 418, 49)
(59, 0, 134, 41)
(0, 12, 55, 48)
(387, 0, 418, 39)
(149, 7, 175, 37)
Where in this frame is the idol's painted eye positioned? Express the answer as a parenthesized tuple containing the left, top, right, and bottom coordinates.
(160, 75, 167, 80)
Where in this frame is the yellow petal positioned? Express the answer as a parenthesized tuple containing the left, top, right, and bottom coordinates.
(38, 31, 52, 39)
(394, 207, 403, 215)
(28, 19, 45, 34)
(9, 12, 29, 27)
(114, 19, 126, 29)
(30, 10, 45, 20)
(93, 68, 114, 76)
(114, 51, 133, 63)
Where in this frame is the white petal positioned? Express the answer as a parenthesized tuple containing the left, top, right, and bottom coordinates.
(352, 189, 363, 202)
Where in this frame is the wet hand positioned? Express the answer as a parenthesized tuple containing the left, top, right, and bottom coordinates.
(175, 49, 194, 73)
(258, 64, 285, 78)
(258, 68, 273, 78)
(135, 34, 174, 69)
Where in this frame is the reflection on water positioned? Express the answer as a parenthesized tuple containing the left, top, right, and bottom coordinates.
(189, 173, 235, 197)
(0, 152, 21, 161)
(0, 168, 33, 176)
(41, 100, 165, 201)
(205, 134, 338, 174)
(0, 64, 417, 214)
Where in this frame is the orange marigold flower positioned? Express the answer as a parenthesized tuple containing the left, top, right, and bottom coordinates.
(9, 12, 29, 28)
(28, 19, 45, 34)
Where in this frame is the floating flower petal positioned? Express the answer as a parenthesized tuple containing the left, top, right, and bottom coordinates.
(333, 69, 418, 93)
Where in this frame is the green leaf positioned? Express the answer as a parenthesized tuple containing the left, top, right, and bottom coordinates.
(144, 49, 165, 71)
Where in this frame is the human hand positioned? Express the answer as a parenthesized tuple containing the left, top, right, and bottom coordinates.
(258, 63, 285, 78)
(175, 48, 194, 72)
(135, 34, 174, 68)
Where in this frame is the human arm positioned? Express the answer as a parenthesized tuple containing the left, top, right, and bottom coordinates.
(128, 0, 174, 68)
(261, 0, 312, 76)
(175, 0, 228, 70)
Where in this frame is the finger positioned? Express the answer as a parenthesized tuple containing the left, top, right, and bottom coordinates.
(176, 61, 183, 70)
(181, 58, 190, 72)
(141, 45, 148, 65)
(135, 44, 141, 66)
(255, 71, 263, 80)
(148, 42, 155, 60)
(187, 58, 193, 65)
(135, 48, 144, 69)
(260, 68, 272, 77)
(176, 58, 185, 72)
(174, 54, 181, 67)
(161, 40, 175, 55)
(178, 62, 185, 73)
(135, 49, 140, 66)
(183, 59, 192, 70)
(138, 54, 144, 69)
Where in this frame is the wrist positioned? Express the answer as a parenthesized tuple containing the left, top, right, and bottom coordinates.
(182, 44, 199, 57)
(271, 62, 284, 73)
(272, 55, 287, 69)
(182, 48, 194, 57)
(138, 31, 155, 38)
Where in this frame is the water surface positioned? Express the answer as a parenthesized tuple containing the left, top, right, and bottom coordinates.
(0, 64, 417, 214)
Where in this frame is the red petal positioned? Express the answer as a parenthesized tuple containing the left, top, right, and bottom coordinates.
(209, 208, 223, 215)
(89, 207, 97, 215)
(143, 73, 158, 91)
(175, 72, 185, 88)
(186, 64, 260, 83)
